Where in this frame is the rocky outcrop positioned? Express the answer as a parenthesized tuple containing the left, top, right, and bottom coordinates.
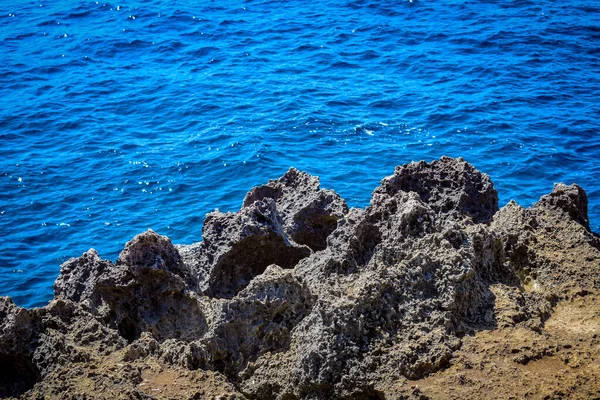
(0, 297, 126, 398)
(178, 168, 347, 300)
(2, 157, 599, 399)
(491, 182, 600, 293)
(0, 297, 41, 398)
(373, 156, 498, 224)
(239, 160, 509, 398)
(179, 199, 312, 299)
(54, 232, 208, 343)
(243, 167, 349, 251)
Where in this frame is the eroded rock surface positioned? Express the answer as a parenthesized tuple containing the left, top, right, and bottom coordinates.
(374, 156, 498, 224)
(2, 157, 600, 399)
(55, 232, 208, 343)
(180, 198, 312, 299)
(239, 159, 509, 398)
(243, 167, 349, 251)
(492, 182, 600, 293)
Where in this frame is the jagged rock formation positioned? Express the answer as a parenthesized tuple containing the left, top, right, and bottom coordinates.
(492, 183, 600, 293)
(178, 168, 347, 299)
(1, 157, 599, 399)
(242, 167, 348, 251)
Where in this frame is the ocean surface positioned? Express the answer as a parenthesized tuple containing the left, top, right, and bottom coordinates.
(1, 0, 599, 308)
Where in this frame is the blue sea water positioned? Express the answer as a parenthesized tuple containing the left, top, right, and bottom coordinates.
(1, 0, 599, 308)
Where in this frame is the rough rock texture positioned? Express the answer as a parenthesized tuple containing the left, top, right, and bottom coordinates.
(2, 157, 600, 399)
(0, 297, 41, 398)
(0, 297, 126, 398)
(179, 198, 313, 299)
(238, 160, 509, 398)
(118, 229, 190, 281)
(179, 168, 347, 299)
(54, 232, 208, 343)
(374, 156, 499, 224)
(243, 167, 349, 251)
(491, 183, 600, 293)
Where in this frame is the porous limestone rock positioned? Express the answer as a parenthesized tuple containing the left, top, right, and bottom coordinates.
(373, 156, 498, 223)
(3, 157, 600, 400)
(118, 228, 190, 280)
(0, 297, 126, 398)
(0, 297, 41, 398)
(536, 183, 590, 230)
(179, 167, 348, 300)
(239, 159, 510, 398)
(180, 198, 312, 299)
(54, 248, 124, 307)
(492, 182, 600, 293)
(55, 232, 208, 343)
(243, 167, 349, 251)
(156, 265, 314, 378)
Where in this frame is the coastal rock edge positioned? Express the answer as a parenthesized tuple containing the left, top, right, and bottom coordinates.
(2, 157, 599, 399)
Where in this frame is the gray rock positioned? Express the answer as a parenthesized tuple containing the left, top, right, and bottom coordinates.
(118, 229, 189, 279)
(373, 156, 498, 223)
(240, 159, 510, 398)
(54, 248, 128, 309)
(243, 167, 349, 251)
(54, 236, 208, 343)
(122, 332, 160, 362)
(492, 182, 600, 293)
(169, 265, 314, 377)
(535, 183, 590, 231)
(0, 297, 126, 398)
(179, 168, 346, 301)
(0, 297, 42, 398)
(181, 198, 312, 299)
(4, 157, 599, 400)
(33, 299, 127, 377)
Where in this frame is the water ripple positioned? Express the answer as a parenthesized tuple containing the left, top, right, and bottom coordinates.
(0, 0, 599, 308)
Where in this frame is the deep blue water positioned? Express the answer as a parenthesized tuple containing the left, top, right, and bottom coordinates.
(1, 0, 599, 308)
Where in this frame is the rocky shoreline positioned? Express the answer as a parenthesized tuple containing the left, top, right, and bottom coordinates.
(1, 157, 599, 399)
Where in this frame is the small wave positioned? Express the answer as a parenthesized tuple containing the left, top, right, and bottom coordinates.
(66, 10, 91, 19)
(295, 44, 321, 52)
(219, 19, 246, 26)
(37, 20, 59, 27)
(112, 39, 154, 49)
(156, 40, 186, 53)
(356, 50, 380, 60)
(187, 46, 219, 57)
(330, 61, 360, 69)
